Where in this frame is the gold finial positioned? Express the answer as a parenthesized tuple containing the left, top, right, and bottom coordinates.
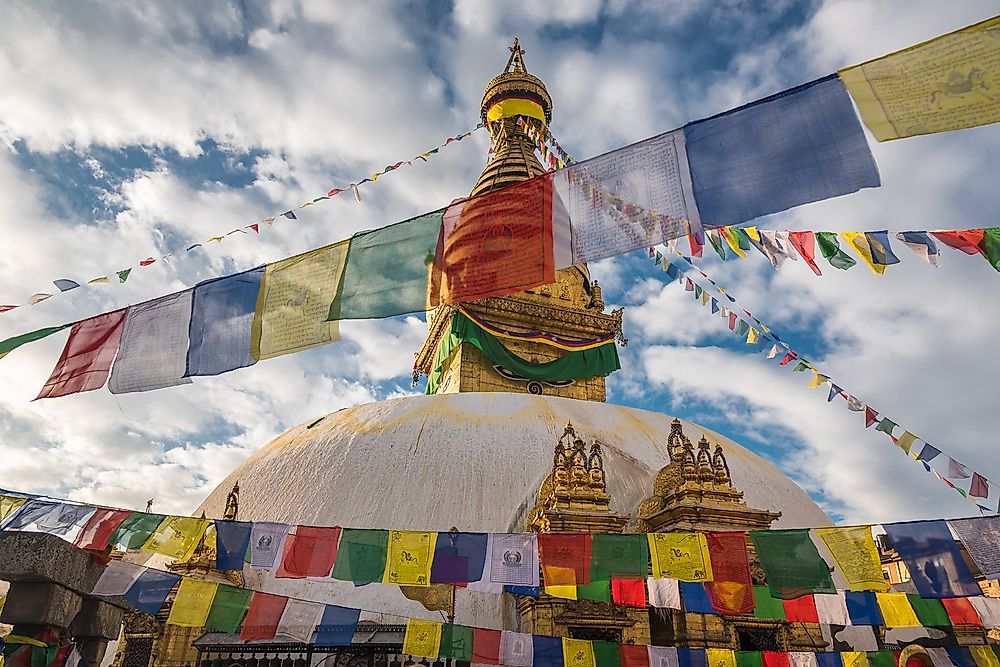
(224, 481, 240, 521)
(505, 37, 527, 73)
(144, 498, 154, 513)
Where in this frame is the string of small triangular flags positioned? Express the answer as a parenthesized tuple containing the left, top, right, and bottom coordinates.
(651, 245, 997, 513)
(0, 124, 484, 316)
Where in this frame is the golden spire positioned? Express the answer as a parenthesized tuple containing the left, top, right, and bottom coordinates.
(505, 37, 528, 73)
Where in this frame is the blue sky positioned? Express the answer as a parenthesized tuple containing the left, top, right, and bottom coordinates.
(0, 0, 998, 523)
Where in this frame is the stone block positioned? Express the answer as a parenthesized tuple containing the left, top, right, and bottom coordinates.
(75, 638, 108, 667)
(71, 598, 125, 640)
(0, 581, 83, 627)
(0, 532, 107, 593)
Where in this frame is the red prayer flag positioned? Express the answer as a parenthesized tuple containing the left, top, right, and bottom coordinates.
(612, 577, 647, 608)
(0, 305, 17, 313)
(763, 652, 790, 667)
(778, 352, 797, 366)
(688, 232, 704, 258)
(620, 644, 651, 667)
(865, 407, 879, 428)
(248, 223, 259, 233)
(430, 174, 555, 306)
(473, 628, 502, 664)
(239, 592, 288, 640)
(685, 277, 695, 291)
(728, 312, 737, 330)
(942, 597, 983, 626)
(139, 257, 156, 266)
(539, 533, 592, 587)
(35, 309, 127, 400)
(275, 525, 341, 578)
(788, 231, 822, 276)
(705, 532, 754, 614)
(74, 508, 131, 550)
(969, 473, 989, 499)
(782, 595, 819, 622)
(931, 230, 985, 255)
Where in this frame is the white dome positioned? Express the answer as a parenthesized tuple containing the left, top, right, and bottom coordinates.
(198, 392, 831, 629)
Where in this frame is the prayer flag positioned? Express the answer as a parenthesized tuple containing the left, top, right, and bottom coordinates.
(750, 530, 835, 599)
(501, 630, 534, 666)
(430, 531, 487, 584)
(594, 641, 622, 667)
(969, 596, 1000, 628)
(948, 458, 971, 479)
(204, 585, 252, 633)
(707, 229, 728, 259)
(471, 532, 539, 590)
(883, 520, 981, 597)
(621, 644, 651, 667)
(535, 635, 565, 667)
(814, 526, 886, 592)
(979, 228, 1000, 271)
(816, 232, 857, 270)
(249, 522, 290, 568)
(240, 592, 288, 641)
(35, 310, 126, 399)
(648, 576, 681, 609)
(680, 581, 719, 614)
(783, 595, 819, 622)
(91, 561, 144, 596)
(276, 599, 323, 643)
(896, 232, 942, 267)
(28, 292, 52, 304)
(969, 472, 989, 498)
(564, 638, 597, 667)
(648, 646, 678, 667)
(874, 418, 896, 435)
(942, 597, 984, 626)
(139, 257, 156, 266)
(932, 230, 985, 255)
(866, 654, 894, 667)
(736, 653, 762, 667)
(276, 525, 341, 579)
(683, 75, 878, 228)
(331, 528, 388, 584)
(864, 231, 900, 267)
(0, 325, 69, 361)
(125, 569, 180, 615)
(251, 243, 348, 360)
(906, 594, 951, 627)
(947, 649, 980, 667)
(74, 508, 131, 551)
(142, 516, 209, 562)
(109, 291, 194, 394)
(759, 231, 795, 268)
(591, 533, 648, 580)
(841, 652, 868, 667)
(815, 655, 843, 667)
(166, 578, 218, 627)
(705, 531, 753, 614)
(648, 533, 713, 581)
(814, 592, 851, 625)
(838, 16, 1000, 141)
(895, 431, 918, 454)
(110, 513, 165, 549)
(612, 577, 647, 607)
(185, 266, 264, 377)
(314, 605, 360, 646)
(765, 654, 792, 667)
(440, 624, 473, 661)
(679, 649, 708, 667)
(578, 579, 611, 603)
(706, 649, 736, 667)
(384, 530, 436, 586)
(875, 592, 920, 627)
(545, 568, 579, 600)
(753, 585, 786, 620)
(721, 228, 747, 258)
(864, 407, 878, 428)
(540, 533, 592, 587)
(970, 646, 1000, 667)
(3, 500, 95, 538)
(788, 231, 822, 275)
(949, 516, 1000, 578)
(53, 279, 80, 292)
(840, 232, 885, 275)
(214, 520, 252, 571)
(473, 628, 502, 664)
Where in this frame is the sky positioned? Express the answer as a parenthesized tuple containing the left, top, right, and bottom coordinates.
(0, 0, 997, 525)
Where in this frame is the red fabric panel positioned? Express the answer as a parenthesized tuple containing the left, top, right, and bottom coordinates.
(539, 533, 592, 586)
(35, 309, 127, 399)
(430, 174, 555, 306)
(942, 597, 983, 626)
(473, 627, 502, 664)
(706, 532, 754, 614)
(763, 652, 790, 667)
(612, 577, 647, 608)
(275, 525, 341, 578)
(239, 592, 288, 640)
(620, 644, 651, 667)
(74, 508, 131, 550)
(688, 232, 704, 258)
(788, 231, 822, 276)
(782, 595, 819, 623)
(931, 230, 985, 255)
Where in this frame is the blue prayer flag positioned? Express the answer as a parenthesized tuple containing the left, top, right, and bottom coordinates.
(845, 591, 884, 626)
(815, 653, 843, 667)
(505, 584, 541, 597)
(125, 569, 180, 615)
(684, 75, 879, 228)
(314, 605, 360, 646)
(680, 582, 719, 615)
(215, 520, 252, 571)
(53, 279, 81, 292)
(946, 648, 977, 667)
(883, 520, 981, 598)
(533, 635, 564, 667)
(864, 231, 900, 266)
(430, 531, 488, 584)
(677, 648, 708, 667)
(185, 266, 264, 377)
(916, 444, 942, 462)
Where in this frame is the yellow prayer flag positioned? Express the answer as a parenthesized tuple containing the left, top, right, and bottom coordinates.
(0, 496, 27, 525)
(251, 242, 349, 361)
(701, 290, 711, 306)
(706, 649, 737, 667)
(838, 16, 1000, 141)
(839, 232, 885, 275)
(720, 228, 747, 258)
(543, 564, 579, 598)
(141, 516, 209, 562)
(744, 227, 761, 243)
(841, 652, 869, 667)
(384, 530, 436, 587)
(402, 618, 442, 658)
(747, 327, 759, 345)
(648, 533, 713, 581)
(876, 592, 921, 627)
(895, 431, 918, 454)
(815, 527, 887, 592)
(971, 645, 1000, 667)
(87, 277, 110, 284)
(808, 372, 830, 389)
(545, 583, 578, 600)
(563, 638, 596, 667)
(166, 578, 218, 627)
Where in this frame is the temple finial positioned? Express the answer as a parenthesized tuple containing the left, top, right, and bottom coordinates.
(505, 37, 527, 73)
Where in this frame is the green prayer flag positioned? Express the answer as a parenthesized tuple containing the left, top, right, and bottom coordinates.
(707, 230, 728, 260)
(906, 594, 951, 627)
(117, 268, 132, 283)
(110, 513, 166, 550)
(978, 228, 1000, 272)
(0, 325, 69, 360)
(736, 320, 750, 337)
(695, 284, 703, 299)
(750, 530, 835, 599)
(752, 585, 786, 619)
(328, 210, 443, 321)
(331, 529, 388, 584)
(577, 579, 611, 603)
(439, 624, 473, 661)
(792, 361, 810, 372)
(736, 652, 763, 667)
(816, 232, 857, 270)
(204, 585, 252, 633)
(875, 418, 897, 436)
(591, 534, 649, 580)
(593, 640, 622, 667)
(866, 652, 896, 667)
